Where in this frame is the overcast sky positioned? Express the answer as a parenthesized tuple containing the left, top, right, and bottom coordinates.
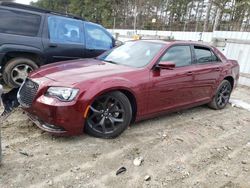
(15, 0, 37, 5)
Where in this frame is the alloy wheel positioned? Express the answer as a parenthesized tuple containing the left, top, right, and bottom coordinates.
(216, 82, 231, 108)
(87, 95, 125, 134)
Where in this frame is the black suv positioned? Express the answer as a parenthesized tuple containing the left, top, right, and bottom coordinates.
(0, 2, 116, 87)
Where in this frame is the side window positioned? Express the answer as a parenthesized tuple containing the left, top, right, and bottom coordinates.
(48, 16, 84, 44)
(160, 45, 192, 67)
(85, 23, 113, 50)
(194, 46, 218, 64)
(0, 8, 41, 36)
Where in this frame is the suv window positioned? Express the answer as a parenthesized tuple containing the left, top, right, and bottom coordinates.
(85, 23, 113, 50)
(194, 46, 218, 64)
(160, 45, 192, 67)
(0, 8, 41, 36)
(48, 16, 84, 44)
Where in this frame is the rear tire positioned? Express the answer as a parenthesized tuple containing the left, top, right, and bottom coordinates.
(208, 80, 232, 110)
(85, 91, 132, 138)
(3, 58, 38, 88)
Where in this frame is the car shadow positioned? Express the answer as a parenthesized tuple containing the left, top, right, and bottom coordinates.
(49, 104, 220, 143)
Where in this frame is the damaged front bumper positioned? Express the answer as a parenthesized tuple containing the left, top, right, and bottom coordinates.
(27, 113, 67, 134)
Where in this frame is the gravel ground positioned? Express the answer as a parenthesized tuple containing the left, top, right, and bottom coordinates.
(0, 86, 250, 188)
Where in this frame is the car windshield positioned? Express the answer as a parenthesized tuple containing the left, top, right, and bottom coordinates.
(97, 41, 164, 68)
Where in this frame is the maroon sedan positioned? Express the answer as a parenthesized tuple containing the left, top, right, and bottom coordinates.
(18, 40, 239, 138)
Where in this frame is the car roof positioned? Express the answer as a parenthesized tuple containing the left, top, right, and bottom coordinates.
(137, 39, 212, 48)
(0, 2, 85, 21)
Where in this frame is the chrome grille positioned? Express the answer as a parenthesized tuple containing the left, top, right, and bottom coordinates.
(18, 79, 39, 107)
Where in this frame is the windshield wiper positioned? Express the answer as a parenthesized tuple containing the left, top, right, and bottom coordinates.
(94, 57, 118, 64)
(101, 59, 118, 64)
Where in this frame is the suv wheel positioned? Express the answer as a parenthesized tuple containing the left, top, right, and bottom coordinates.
(3, 58, 38, 88)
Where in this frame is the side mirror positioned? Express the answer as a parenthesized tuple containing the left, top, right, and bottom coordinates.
(115, 40, 123, 47)
(157, 61, 176, 69)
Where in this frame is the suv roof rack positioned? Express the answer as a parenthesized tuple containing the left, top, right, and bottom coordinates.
(0, 2, 85, 21)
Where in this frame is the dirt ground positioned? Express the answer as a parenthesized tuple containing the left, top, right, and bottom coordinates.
(0, 86, 250, 188)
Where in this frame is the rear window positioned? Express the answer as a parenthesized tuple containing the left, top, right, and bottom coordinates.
(194, 46, 219, 64)
(0, 8, 41, 36)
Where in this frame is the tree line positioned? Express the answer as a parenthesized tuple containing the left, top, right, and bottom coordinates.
(30, 0, 250, 32)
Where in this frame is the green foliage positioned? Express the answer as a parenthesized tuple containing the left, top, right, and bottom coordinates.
(30, 0, 250, 32)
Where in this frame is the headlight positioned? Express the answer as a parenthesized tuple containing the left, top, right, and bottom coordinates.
(46, 87, 79, 101)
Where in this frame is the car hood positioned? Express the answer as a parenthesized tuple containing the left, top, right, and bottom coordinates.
(30, 59, 136, 83)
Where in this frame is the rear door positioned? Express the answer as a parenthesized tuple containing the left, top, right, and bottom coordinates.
(42, 15, 85, 63)
(190, 45, 223, 101)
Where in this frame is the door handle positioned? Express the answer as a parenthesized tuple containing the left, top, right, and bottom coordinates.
(186, 71, 193, 75)
(49, 44, 58, 48)
(214, 68, 221, 71)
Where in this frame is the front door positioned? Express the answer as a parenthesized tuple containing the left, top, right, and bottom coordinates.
(42, 15, 85, 63)
(147, 45, 195, 115)
(84, 22, 114, 58)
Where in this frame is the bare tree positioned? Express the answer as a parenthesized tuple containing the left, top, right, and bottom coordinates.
(213, 8, 222, 31)
(195, 0, 205, 32)
(203, 0, 213, 32)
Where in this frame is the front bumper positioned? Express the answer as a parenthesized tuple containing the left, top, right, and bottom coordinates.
(18, 78, 88, 136)
(23, 95, 87, 136)
(27, 113, 67, 134)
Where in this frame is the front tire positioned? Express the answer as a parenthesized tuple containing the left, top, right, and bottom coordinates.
(85, 91, 132, 138)
(3, 58, 38, 88)
(208, 80, 232, 110)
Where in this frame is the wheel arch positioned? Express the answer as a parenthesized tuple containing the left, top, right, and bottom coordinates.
(85, 86, 138, 124)
(118, 89, 137, 123)
(2, 51, 45, 69)
(224, 76, 234, 89)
